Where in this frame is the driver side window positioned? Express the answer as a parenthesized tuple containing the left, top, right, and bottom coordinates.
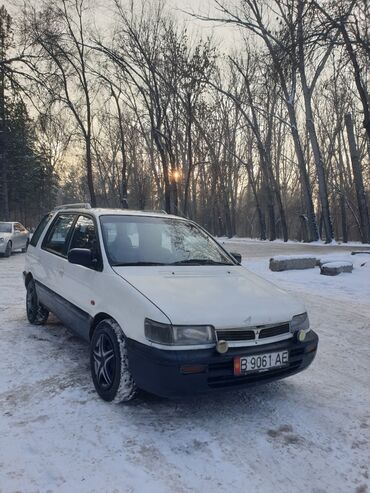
(69, 215, 102, 270)
(14, 223, 24, 232)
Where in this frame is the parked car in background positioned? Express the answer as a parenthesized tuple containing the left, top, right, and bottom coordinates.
(0, 222, 29, 257)
(24, 204, 318, 403)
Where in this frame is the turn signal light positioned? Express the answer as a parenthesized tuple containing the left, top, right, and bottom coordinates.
(180, 364, 207, 375)
(307, 345, 317, 354)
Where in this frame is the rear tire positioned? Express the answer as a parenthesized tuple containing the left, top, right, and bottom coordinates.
(22, 240, 29, 253)
(26, 280, 49, 324)
(4, 241, 12, 257)
(90, 319, 137, 403)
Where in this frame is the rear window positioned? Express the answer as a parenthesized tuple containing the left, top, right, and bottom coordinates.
(30, 214, 52, 247)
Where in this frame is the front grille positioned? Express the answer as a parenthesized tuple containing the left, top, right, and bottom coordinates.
(217, 330, 255, 341)
(259, 323, 290, 338)
(216, 323, 290, 342)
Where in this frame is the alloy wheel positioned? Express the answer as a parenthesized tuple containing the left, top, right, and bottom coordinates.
(93, 333, 116, 390)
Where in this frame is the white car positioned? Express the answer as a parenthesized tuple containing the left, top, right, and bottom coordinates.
(24, 204, 318, 402)
(0, 222, 29, 257)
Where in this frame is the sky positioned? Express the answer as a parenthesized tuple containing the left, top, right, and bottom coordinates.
(93, 0, 242, 48)
(4, 0, 242, 51)
(153, 0, 242, 49)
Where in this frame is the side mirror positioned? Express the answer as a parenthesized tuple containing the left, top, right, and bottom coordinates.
(68, 248, 93, 268)
(230, 252, 242, 264)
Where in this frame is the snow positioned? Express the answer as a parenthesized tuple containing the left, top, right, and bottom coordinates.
(320, 261, 353, 268)
(318, 257, 351, 266)
(269, 254, 317, 261)
(218, 236, 370, 248)
(1, 241, 370, 493)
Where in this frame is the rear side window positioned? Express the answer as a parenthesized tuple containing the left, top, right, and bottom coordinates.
(30, 214, 52, 247)
(42, 214, 76, 257)
(0, 222, 12, 233)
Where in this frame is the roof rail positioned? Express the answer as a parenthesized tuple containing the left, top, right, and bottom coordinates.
(53, 203, 92, 211)
(142, 209, 168, 214)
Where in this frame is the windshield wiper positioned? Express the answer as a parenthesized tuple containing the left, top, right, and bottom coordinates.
(112, 261, 166, 266)
(170, 259, 232, 266)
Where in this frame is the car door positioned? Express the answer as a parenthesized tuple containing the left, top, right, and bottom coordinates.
(36, 213, 77, 320)
(14, 223, 28, 249)
(13, 223, 23, 249)
(62, 214, 103, 340)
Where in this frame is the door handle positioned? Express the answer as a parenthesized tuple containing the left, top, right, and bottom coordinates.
(58, 269, 64, 276)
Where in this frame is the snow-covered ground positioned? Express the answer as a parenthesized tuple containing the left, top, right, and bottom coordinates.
(1, 241, 370, 493)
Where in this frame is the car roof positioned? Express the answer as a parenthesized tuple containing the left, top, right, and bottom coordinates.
(53, 207, 185, 221)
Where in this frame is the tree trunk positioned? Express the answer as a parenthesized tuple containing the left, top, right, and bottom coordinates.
(303, 91, 333, 242)
(0, 41, 9, 221)
(274, 183, 288, 241)
(223, 190, 233, 238)
(341, 24, 370, 144)
(151, 127, 171, 213)
(85, 133, 97, 207)
(345, 112, 370, 243)
(0, 157, 9, 220)
(183, 95, 193, 216)
(337, 134, 348, 243)
(287, 103, 319, 241)
(340, 192, 348, 243)
(113, 90, 129, 209)
(264, 180, 276, 241)
(245, 160, 266, 240)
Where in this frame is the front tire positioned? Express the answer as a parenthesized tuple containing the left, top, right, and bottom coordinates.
(4, 241, 12, 257)
(26, 280, 49, 324)
(90, 319, 137, 403)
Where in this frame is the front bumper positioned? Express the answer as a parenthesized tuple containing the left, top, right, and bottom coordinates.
(127, 330, 318, 398)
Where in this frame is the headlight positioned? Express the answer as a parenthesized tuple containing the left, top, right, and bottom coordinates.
(290, 312, 310, 332)
(0, 238, 4, 244)
(145, 319, 216, 346)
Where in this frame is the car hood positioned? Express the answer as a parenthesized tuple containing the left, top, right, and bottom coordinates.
(113, 265, 305, 327)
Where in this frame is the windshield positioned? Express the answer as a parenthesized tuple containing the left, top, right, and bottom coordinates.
(0, 223, 12, 233)
(100, 215, 235, 266)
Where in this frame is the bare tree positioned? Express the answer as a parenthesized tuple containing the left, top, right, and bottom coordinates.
(25, 0, 98, 206)
(314, 0, 370, 144)
(194, 0, 320, 241)
(345, 112, 370, 243)
(0, 6, 12, 220)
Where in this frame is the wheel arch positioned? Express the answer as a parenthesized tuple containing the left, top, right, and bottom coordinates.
(90, 312, 120, 341)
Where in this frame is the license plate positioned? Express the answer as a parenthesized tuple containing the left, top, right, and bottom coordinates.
(234, 350, 289, 376)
